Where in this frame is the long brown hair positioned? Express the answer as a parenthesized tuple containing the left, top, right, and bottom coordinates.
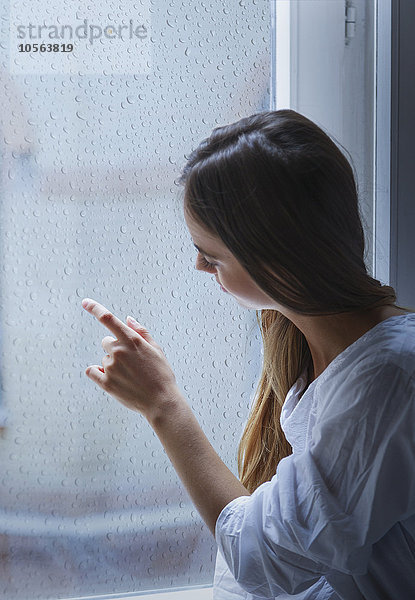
(178, 109, 414, 493)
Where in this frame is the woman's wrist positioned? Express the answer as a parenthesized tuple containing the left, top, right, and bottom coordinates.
(144, 384, 189, 426)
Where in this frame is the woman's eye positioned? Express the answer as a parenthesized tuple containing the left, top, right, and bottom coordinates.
(198, 254, 217, 270)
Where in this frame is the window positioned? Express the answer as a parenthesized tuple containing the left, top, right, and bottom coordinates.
(2, 1, 402, 599)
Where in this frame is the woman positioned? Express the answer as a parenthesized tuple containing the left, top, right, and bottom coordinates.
(82, 110, 415, 599)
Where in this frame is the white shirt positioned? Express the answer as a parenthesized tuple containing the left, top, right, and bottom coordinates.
(214, 313, 415, 600)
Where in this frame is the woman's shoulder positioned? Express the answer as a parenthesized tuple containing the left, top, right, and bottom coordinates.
(331, 312, 415, 380)
(353, 311, 415, 376)
(314, 313, 415, 418)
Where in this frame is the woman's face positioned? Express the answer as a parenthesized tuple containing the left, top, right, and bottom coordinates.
(184, 210, 280, 310)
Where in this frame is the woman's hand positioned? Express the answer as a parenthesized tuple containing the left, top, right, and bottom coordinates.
(81, 298, 250, 537)
(81, 298, 180, 420)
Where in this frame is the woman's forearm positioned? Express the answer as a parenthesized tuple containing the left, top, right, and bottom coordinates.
(147, 388, 251, 536)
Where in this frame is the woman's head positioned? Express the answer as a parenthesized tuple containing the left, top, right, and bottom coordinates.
(180, 109, 395, 315)
(179, 109, 400, 493)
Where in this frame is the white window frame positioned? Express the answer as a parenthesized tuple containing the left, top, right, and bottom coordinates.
(272, 0, 393, 286)
(373, 0, 392, 286)
(62, 584, 213, 600)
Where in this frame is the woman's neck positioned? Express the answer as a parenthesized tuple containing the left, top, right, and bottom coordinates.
(291, 305, 409, 383)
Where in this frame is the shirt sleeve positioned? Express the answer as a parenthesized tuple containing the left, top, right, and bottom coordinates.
(215, 361, 415, 598)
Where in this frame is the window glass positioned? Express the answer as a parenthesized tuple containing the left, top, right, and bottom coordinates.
(0, 0, 269, 597)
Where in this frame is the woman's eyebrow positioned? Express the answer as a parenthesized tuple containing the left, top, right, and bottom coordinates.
(193, 243, 219, 260)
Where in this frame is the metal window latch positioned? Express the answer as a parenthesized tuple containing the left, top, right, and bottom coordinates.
(345, 2, 356, 44)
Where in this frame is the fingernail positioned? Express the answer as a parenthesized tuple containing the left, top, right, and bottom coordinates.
(127, 315, 138, 324)
(82, 298, 91, 308)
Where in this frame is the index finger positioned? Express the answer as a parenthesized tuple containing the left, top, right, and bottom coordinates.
(82, 298, 132, 341)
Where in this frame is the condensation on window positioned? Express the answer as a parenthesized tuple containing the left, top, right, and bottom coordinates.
(0, 0, 269, 598)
